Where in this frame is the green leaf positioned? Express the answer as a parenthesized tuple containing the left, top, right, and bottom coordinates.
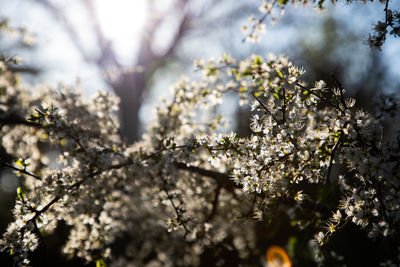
(235, 73, 241, 81)
(15, 158, 30, 168)
(96, 259, 107, 267)
(318, 0, 324, 9)
(254, 91, 263, 97)
(239, 87, 247, 93)
(253, 56, 263, 66)
(276, 69, 283, 79)
(15, 159, 24, 168)
(16, 187, 25, 199)
(242, 68, 253, 76)
(201, 89, 210, 96)
(288, 236, 298, 258)
(206, 67, 218, 76)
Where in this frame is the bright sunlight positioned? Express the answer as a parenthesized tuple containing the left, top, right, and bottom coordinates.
(94, 0, 147, 61)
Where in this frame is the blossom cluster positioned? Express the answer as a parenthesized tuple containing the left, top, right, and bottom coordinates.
(368, 8, 400, 49)
(1, 49, 400, 267)
(242, 0, 397, 49)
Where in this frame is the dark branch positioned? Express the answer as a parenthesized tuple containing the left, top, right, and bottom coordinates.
(326, 133, 342, 184)
(0, 161, 43, 181)
(0, 113, 42, 129)
(173, 162, 236, 193)
(252, 93, 280, 122)
(295, 82, 344, 114)
(7, 65, 41, 75)
(205, 184, 221, 223)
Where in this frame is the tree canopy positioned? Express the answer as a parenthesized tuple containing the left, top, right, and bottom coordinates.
(0, 1, 399, 266)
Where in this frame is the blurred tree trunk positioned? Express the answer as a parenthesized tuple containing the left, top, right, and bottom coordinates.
(34, 0, 250, 143)
(112, 71, 144, 143)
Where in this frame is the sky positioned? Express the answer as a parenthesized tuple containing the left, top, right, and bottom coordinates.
(1, 1, 399, 82)
(0, 0, 399, 121)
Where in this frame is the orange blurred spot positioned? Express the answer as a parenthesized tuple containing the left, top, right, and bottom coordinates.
(266, 245, 292, 267)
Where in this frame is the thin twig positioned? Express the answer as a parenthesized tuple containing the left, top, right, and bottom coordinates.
(242, 2, 275, 43)
(159, 173, 191, 238)
(281, 87, 287, 124)
(295, 82, 344, 114)
(325, 133, 342, 184)
(252, 93, 280, 122)
(383, 0, 391, 42)
(242, 194, 257, 221)
(1, 162, 43, 182)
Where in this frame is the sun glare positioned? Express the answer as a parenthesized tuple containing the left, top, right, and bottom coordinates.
(94, 0, 147, 61)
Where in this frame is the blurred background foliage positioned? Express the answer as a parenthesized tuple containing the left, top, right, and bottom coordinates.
(0, 0, 399, 266)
